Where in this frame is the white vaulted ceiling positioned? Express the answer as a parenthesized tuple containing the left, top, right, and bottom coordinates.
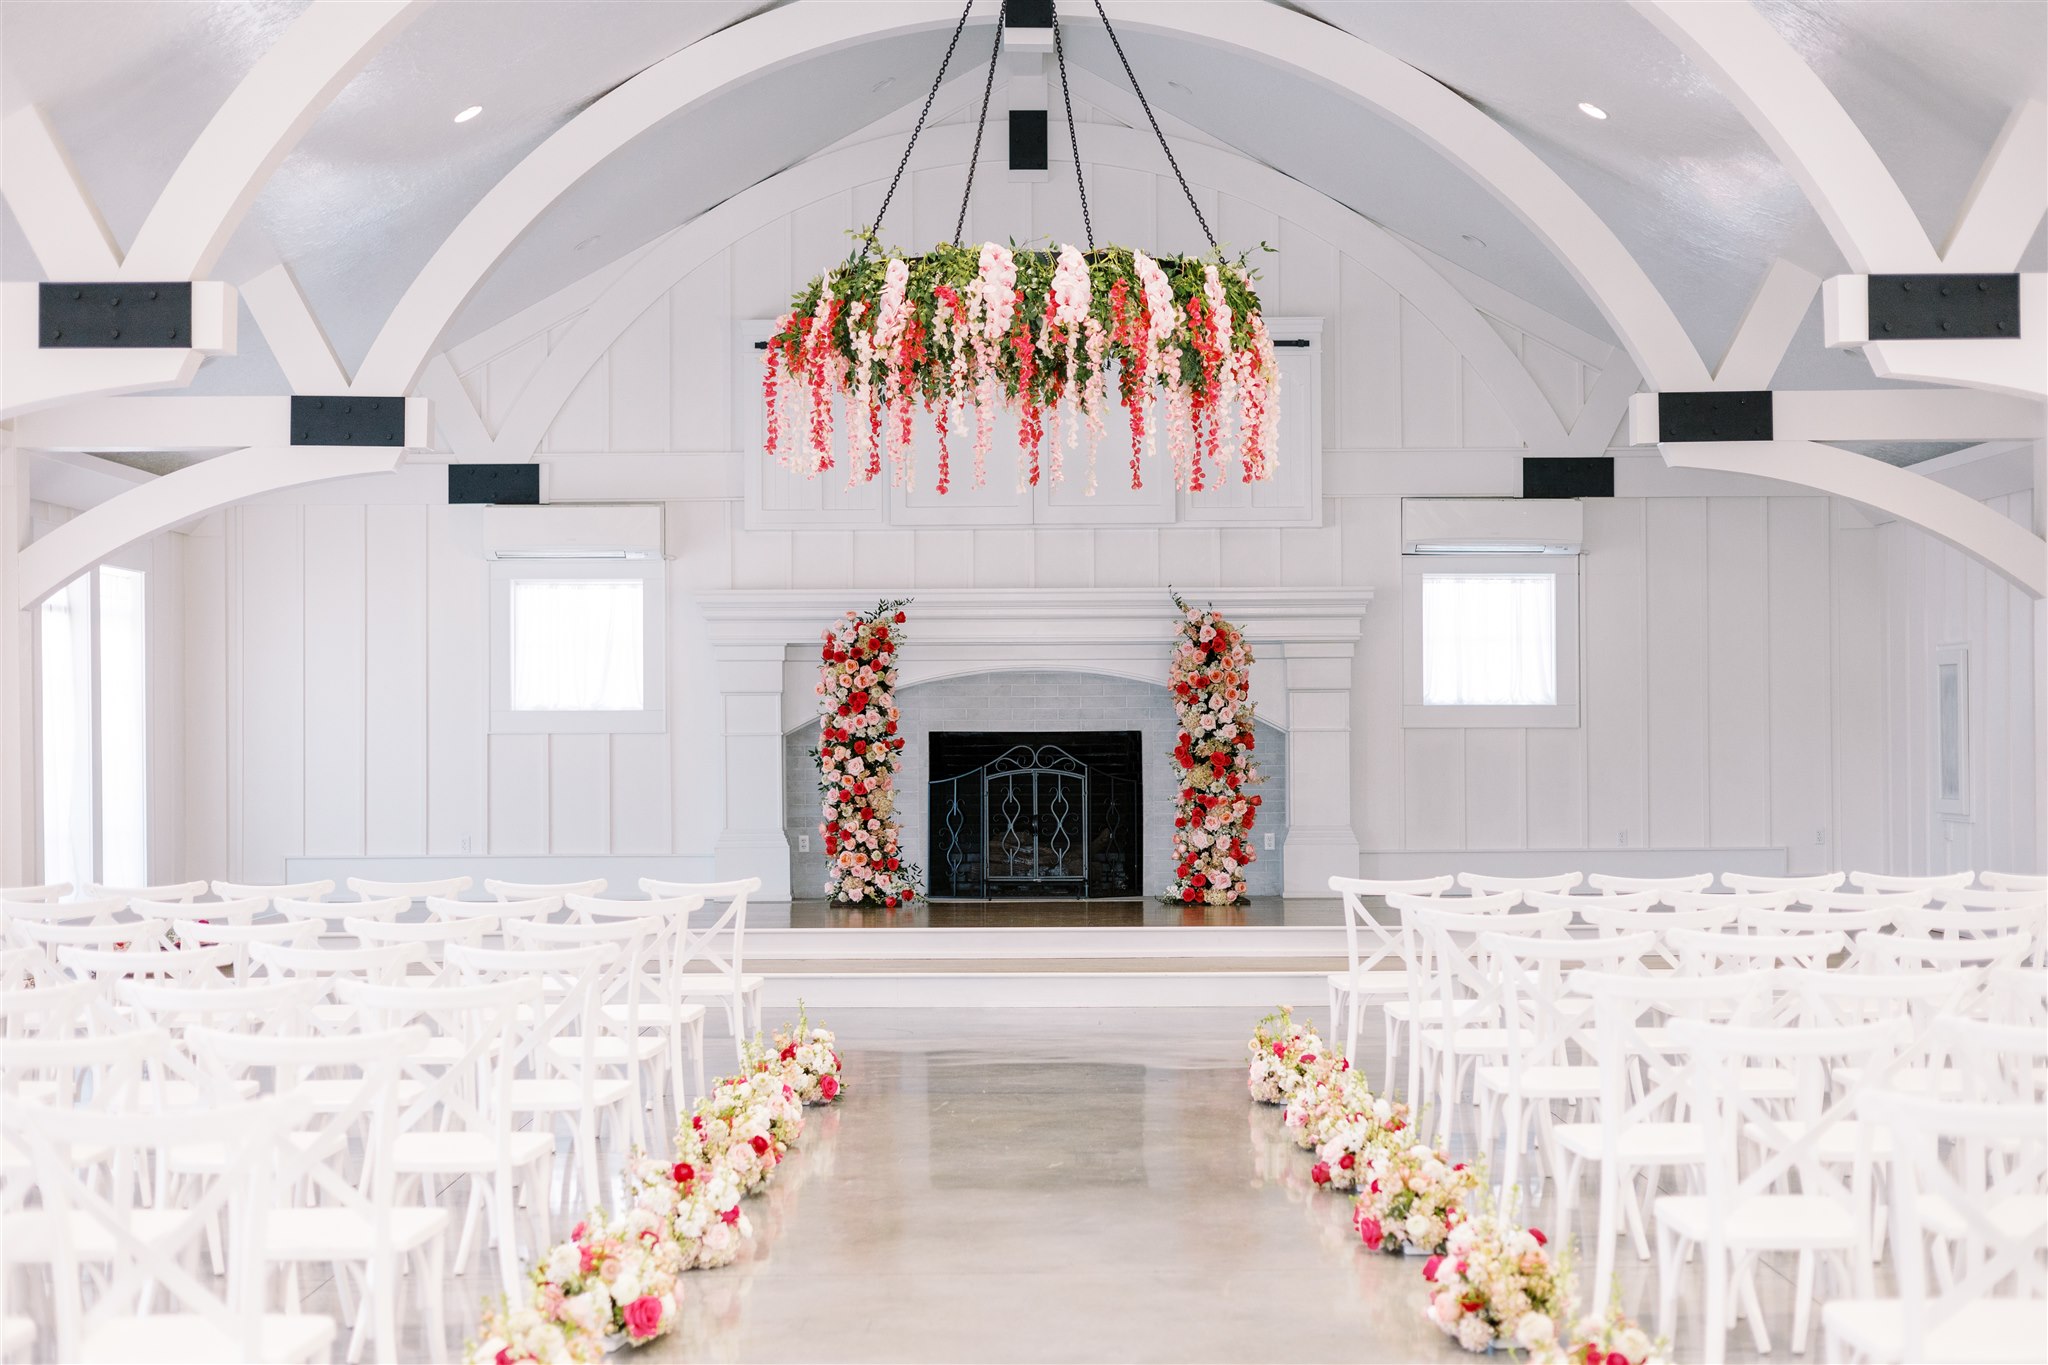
(1, 0, 2043, 394)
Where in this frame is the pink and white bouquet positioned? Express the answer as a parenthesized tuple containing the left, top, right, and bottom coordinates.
(768, 1007, 843, 1104)
(1352, 1142, 1480, 1255)
(1534, 1301, 1668, 1365)
(813, 599, 920, 908)
(466, 1211, 683, 1362)
(1421, 1210, 1571, 1355)
(1312, 1091, 1413, 1192)
(1170, 595, 1263, 906)
(1283, 1065, 1365, 1151)
(1246, 1007, 1325, 1104)
(690, 1089, 783, 1196)
(623, 1146, 753, 1271)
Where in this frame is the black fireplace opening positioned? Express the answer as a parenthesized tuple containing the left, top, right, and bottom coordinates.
(929, 731, 1141, 899)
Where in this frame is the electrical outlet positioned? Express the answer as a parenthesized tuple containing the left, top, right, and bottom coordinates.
(1617, 829, 1628, 847)
(1814, 828, 1825, 846)
(460, 835, 471, 854)
(798, 834, 811, 853)
(1263, 832, 1274, 850)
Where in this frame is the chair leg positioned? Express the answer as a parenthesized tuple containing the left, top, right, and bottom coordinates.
(422, 1232, 450, 1365)
(1791, 1249, 1816, 1355)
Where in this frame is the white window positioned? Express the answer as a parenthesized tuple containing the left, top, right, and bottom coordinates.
(491, 560, 665, 733)
(38, 563, 150, 887)
(1404, 555, 1578, 728)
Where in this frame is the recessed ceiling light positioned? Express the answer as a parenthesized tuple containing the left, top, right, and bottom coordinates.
(1461, 234, 1486, 249)
(574, 235, 601, 251)
(871, 76, 895, 93)
(454, 105, 483, 124)
(1577, 101, 1608, 120)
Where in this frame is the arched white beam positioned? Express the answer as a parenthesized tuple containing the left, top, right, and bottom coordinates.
(1943, 100, 2048, 270)
(122, 0, 421, 279)
(0, 108, 121, 277)
(485, 124, 1571, 460)
(1663, 440, 2046, 598)
(355, 0, 1711, 396)
(1636, 1, 1939, 273)
(13, 445, 402, 610)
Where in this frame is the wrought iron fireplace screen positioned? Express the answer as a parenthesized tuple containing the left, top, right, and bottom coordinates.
(929, 736, 1140, 899)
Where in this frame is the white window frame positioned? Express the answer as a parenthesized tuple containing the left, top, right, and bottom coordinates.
(1934, 643, 1970, 818)
(1402, 553, 1580, 728)
(489, 559, 666, 734)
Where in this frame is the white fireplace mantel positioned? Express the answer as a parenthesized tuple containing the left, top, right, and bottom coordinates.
(693, 586, 1375, 898)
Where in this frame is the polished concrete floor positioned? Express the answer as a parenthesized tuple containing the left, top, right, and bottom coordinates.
(414, 1009, 1806, 1362)
(17, 1009, 1817, 1362)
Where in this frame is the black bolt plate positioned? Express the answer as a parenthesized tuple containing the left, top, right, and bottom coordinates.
(1522, 457, 1614, 499)
(39, 282, 192, 348)
(1009, 109, 1048, 172)
(290, 395, 406, 447)
(1658, 390, 1773, 443)
(1008, 0, 1053, 27)
(448, 464, 540, 506)
(1867, 274, 2020, 340)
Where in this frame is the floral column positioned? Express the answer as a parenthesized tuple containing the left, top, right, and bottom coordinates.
(1167, 593, 1264, 905)
(813, 600, 921, 907)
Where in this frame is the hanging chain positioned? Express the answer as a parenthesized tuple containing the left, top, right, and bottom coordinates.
(952, 0, 1008, 247)
(1090, 0, 1216, 251)
(1052, 0, 1094, 253)
(858, 0, 980, 263)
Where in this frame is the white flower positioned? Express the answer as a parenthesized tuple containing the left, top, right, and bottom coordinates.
(543, 1241, 580, 1283)
(1516, 1314, 1556, 1349)
(1456, 1315, 1495, 1352)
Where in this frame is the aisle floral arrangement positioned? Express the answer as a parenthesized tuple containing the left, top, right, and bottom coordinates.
(1247, 1007, 1326, 1104)
(1533, 1300, 1669, 1365)
(467, 1013, 847, 1362)
(1312, 1093, 1412, 1193)
(1421, 1208, 1571, 1354)
(813, 599, 920, 907)
(762, 238, 1280, 497)
(1168, 593, 1263, 905)
(1354, 1142, 1482, 1256)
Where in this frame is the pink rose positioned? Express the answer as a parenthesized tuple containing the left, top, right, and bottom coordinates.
(1423, 1254, 1443, 1282)
(1357, 1215, 1384, 1251)
(624, 1294, 665, 1340)
(720, 1206, 740, 1226)
(1310, 1162, 1331, 1185)
(819, 1074, 840, 1100)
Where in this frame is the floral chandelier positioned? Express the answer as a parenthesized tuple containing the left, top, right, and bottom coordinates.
(762, 0, 1280, 497)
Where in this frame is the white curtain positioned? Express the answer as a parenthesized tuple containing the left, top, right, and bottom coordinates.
(1421, 573, 1557, 706)
(509, 579, 645, 711)
(39, 576, 95, 890)
(98, 566, 149, 886)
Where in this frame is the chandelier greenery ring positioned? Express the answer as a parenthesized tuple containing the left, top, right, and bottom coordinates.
(762, 0, 1280, 497)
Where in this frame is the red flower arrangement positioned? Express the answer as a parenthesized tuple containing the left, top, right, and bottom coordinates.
(813, 599, 921, 907)
(1167, 592, 1263, 905)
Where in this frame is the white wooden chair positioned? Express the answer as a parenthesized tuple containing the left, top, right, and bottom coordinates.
(210, 878, 335, 907)
(3, 1088, 335, 1363)
(345, 875, 473, 901)
(506, 914, 668, 1151)
(90, 880, 209, 905)
(1586, 872, 1714, 898)
(1384, 889, 1518, 1107)
(1720, 870, 1846, 895)
(0, 882, 71, 902)
(1978, 871, 2047, 893)
(274, 894, 411, 939)
(640, 876, 764, 1066)
(565, 893, 707, 1112)
(168, 917, 318, 981)
(1456, 870, 1584, 902)
(1326, 874, 1450, 1064)
(1849, 869, 1974, 894)
(486, 877, 605, 900)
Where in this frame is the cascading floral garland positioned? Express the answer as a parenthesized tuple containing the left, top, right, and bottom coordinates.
(1168, 592, 1263, 905)
(763, 239, 1280, 497)
(814, 599, 921, 907)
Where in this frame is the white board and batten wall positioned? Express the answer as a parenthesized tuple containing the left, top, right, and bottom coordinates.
(150, 140, 2042, 887)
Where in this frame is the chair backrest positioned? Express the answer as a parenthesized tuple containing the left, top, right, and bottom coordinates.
(427, 893, 558, 922)
(1667, 888, 1794, 914)
(1328, 874, 1453, 898)
(1927, 1015, 2048, 1105)
(1524, 888, 1653, 923)
(1331, 877, 1450, 985)
(0, 882, 71, 902)
(486, 877, 605, 900)
(90, 879, 208, 904)
(1983, 966, 2048, 1026)
(1408, 905, 1573, 1041)
(1935, 887, 2048, 911)
(0, 979, 100, 1039)
(275, 894, 411, 936)
(1895, 902, 2046, 940)
(169, 917, 318, 981)
(118, 976, 328, 1038)
(1858, 931, 2033, 973)
(1865, 1092, 2047, 1360)
(247, 939, 426, 981)
(504, 915, 663, 1036)
(641, 877, 761, 982)
(1801, 888, 1929, 915)
(1737, 904, 1897, 939)
(210, 877, 335, 905)
(346, 874, 472, 901)
(2, 895, 129, 927)
(1585, 872, 1714, 896)
(1665, 926, 1846, 973)
(138, 895, 270, 928)
(1978, 871, 2047, 893)
(1718, 870, 1846, 893)
(57, 940, 231, 983)
(0, 1028, 169, 1112)
(444, 942, 616, 1093)
(343, 915, 491, 948)
(336, 976, 538, 1139)
(1455, 871, 1584, 898)
(1770, 967, 1981, 1032)
(1575, 900, 1736, 948)
(1848, 869, 1974, 893)
(11, 916, 171, 950)
(3, 1091, 312, 1362)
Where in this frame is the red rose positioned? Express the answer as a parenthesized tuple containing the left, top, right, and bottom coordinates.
(1583, 1348, 1602, 1365)
(894, 611, 906, 623)
(1338, 1152, 1354, 1170)
(671, 1161, 695, 1185)
(1357, 1215, 1384, 1251)
(779, 1043, 797, 1062)
(1311, 1161, 1330, 1184)
(884, 897, 898, 908)
(1606, 1355, 1629, 1365)
(1422, 1254, 1443, 1282)
(819, 1073, 839, 1099)
(720, 1205, 740, 1226)
(1272, 1042, 1286, 1058)
(1460, 1297, 1484, 1314)
(624, 1295, 665, 1340)
(749, 1135, 769, 1155)
(497, 1350, 513, 1365)
(1529, 1227, 1547, 1246)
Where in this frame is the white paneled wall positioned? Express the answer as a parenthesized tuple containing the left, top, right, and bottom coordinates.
(1878, 491, 2043, 875)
